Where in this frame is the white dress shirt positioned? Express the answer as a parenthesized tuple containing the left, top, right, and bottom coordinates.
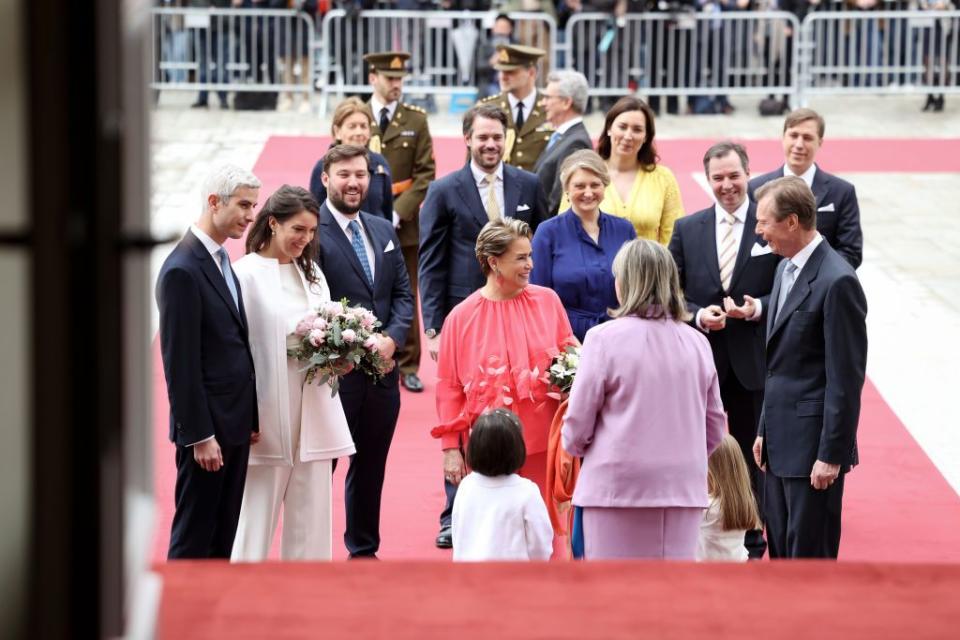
(787, 231, 824, 276)
(471, 160, 505, 219)
(784, 163, 817, 189)
(553, 115, 583, 136)
(451, 472, 553, 561)
(369, 96, 397, 129)
(507, 91, 536, 127)
(327, 200, 376, 281)
(190, 224, 225, 276)
(695, 199, 762, 331)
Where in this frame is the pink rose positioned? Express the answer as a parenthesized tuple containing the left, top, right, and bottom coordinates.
(323, 300, 344, 317)
(312, 317, 328, 331)
(360, 313, 376, 330)
(341, 328, 357, 343)
(363, 336, 379, 351)
(308, 329, 326, 347)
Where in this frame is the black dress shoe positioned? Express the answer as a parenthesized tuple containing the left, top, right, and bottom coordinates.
(190, 100, 209, 109)
(923, 94, 936, 112)
(435, 526, 452, 549)
(934, 95, 945, 112)
(402, 373, 424, 392)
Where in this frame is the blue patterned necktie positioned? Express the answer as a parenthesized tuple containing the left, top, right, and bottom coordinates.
(348, 219, 374, 286)
(216, 247, 239, 309)
(547, 131, 561, 150)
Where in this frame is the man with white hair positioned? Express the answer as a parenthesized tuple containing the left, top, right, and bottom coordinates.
(534, 70, 593, 216)
(156, 165, 262, 559)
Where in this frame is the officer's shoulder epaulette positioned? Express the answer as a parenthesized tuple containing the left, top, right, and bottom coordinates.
(402, 103, 428, 115)
(479, 94, 501, 103)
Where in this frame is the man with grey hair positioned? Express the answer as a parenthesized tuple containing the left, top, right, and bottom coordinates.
(534, 70, 594, 216)
(157, 164, 262, 559)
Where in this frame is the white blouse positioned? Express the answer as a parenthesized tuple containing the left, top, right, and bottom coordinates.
(696, 497, 748, 562)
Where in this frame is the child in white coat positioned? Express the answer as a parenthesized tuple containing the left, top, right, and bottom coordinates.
(697, 434, 762, 562)
(451, 409, 553, 561)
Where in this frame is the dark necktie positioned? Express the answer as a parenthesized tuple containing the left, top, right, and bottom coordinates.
(515, 101, 525, 129)
(379, 107, 390, 135)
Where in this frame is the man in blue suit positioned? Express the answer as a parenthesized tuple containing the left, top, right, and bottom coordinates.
(315, 144, 414, 558)
(418, 102, 547, 548)
(749, 108, 863, 269)
(752, 176, 868, 559)
(156, 165, 262, 559)
(669, 142, 781, 559)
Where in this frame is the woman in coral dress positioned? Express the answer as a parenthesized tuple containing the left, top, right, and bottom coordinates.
(432, 218, 575, 506)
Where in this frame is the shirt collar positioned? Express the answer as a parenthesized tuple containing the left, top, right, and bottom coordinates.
(190, 224, 223, 257)
(789, 232, 823, 273)
(326, 199, 361, 233)
(713, 197, 750, 225)
(470, 160, 504, 185)
(784, 163, 817, 189)
(507, 90, 536, 116)
(554, 116, 583, 136)
(369, 96, 398, 122)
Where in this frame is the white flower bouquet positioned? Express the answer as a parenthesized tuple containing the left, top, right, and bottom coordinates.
(544, 344, 581, 400)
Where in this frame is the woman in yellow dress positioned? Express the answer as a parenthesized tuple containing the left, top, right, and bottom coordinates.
(562, 96, 684, 245)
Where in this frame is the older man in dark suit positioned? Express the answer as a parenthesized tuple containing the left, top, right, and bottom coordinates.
(315, 144, 414, 559)
(753, 176, 868, 559)
(534, 70, 594, 217)
(418, 102, 547, 548)
(749, 108, 863, 269)
(668, 142, 781, 559)
(156, 164, 262, 559)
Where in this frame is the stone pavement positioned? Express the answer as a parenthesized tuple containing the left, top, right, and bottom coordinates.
(150, 90, 960, 494)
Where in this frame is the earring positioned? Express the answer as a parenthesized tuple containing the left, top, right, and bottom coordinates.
(271, 226, 277, 237)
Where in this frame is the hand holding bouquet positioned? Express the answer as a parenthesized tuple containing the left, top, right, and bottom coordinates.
(288, 299, 393, 396)
(544, 344, 581, 400)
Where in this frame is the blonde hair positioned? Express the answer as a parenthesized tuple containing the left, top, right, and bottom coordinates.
(559, 149, 610, 192)
(707, 434, 761, 531)
(331, 97, 372, 141)
(609, 239, 690, 321)
(475, 217, 532, 277)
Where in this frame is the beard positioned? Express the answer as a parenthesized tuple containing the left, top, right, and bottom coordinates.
(471, 147, 503, 170)
(327, 188, 365, 215)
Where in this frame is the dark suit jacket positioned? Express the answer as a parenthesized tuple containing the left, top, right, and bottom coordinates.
(759, 240, 867, 477)
(533, 120, 594, 216)
(668, 202, 781, 391)
(418, 162, 548, 332)
(749, 165, 863, 269)
(309, 150, 394, 222)
(316, 204, 414, 358)
(156, 230, 258, 447)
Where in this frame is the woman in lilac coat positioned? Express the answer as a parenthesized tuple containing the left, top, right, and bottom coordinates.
(562, 238, 726, 560)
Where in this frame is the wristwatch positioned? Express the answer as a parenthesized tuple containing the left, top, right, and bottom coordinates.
(425, 328, 439, 339)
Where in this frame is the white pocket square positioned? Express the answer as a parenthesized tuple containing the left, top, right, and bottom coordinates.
(384, 240, 395, 252)
(516, 203, 531, 212)
(750, 242, 772, 257)
(818, 203, 835, 212)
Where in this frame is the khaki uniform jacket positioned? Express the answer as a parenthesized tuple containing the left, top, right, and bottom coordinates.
(481, 90, 554, 172)
(367, 101, 436, 248)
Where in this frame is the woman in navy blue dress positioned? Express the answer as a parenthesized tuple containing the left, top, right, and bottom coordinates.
(531, 150, 637, 343)
(309, 97, 394, 221)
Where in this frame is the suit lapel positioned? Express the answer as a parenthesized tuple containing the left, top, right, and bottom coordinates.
(699, 212, 723, 290)
(811, 164, 830, 207)
(456, 165, 490, 229)
(381, 105, 404, 145)
(361, 212, 385, 292)
(768, 242, 827, 341)
(519, 91, 544, 137)
(503, 164, 520, 218)
(320, 205, 373, 292)
(186, 231, 245, 328)
(766, 260, 784, 339)
(729, 203, 758, 291)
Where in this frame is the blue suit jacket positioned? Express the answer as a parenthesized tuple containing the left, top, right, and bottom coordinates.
(309, 150, 394, 222)
(668, 202, 781, 391)
(156, 230, 259, 447)
(749, 165, 863, 269)
(316, 204, 414, 365)
(418, 162, 548, 332)
(759, 240, 867, 477)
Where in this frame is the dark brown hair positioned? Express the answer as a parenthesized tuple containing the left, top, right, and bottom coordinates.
(783, 108, 826, 140)
(321, 143, 369, 172)
(245, 184, 321, 284)
(462, 103, 508, 137)
(702, 141, 750, 176)
(466, 409, 526, 477)
(596, 96, 659, 170)
(754, 176, 817, 231)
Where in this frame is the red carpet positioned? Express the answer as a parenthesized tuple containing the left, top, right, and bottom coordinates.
(157, 561, 960, 639)
(151, 135, 960, 563)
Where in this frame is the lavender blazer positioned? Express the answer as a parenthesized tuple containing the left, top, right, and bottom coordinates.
(562, 314, 726, 509)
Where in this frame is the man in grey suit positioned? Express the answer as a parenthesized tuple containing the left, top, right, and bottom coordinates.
(752, 176, 868, 559)
(534, 70, 593, 217)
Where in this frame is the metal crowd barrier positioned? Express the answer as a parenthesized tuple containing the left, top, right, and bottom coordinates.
(562, 11, 801, 102)
(151, 7, 316, 94)
(799, 10, 960, 100)
(317, 9, 557, 112)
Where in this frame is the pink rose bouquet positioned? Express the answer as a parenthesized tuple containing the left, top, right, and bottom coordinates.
(288, 298, 391, 396)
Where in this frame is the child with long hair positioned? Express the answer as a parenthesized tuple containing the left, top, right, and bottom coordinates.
(696, 434, 762, 562)
(451, 409, 553, 561)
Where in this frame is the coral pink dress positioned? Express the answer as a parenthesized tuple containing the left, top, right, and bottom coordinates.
(432, 285, 575, 486)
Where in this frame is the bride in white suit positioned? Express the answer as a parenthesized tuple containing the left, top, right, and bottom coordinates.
(231, 185, 355, 561)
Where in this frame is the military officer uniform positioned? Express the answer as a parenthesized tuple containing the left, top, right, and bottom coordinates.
(479, 44, 553, 173)
(364, 51, 436, 390)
